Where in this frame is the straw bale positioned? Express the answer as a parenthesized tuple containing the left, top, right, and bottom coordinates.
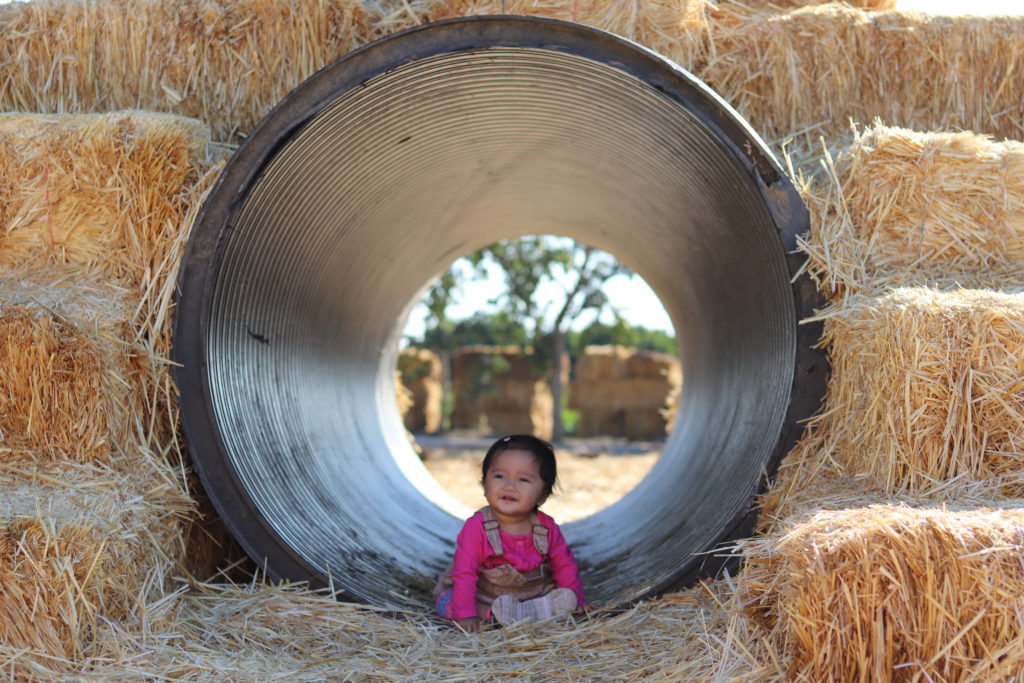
(571, 346, 680, 437)
(367, 0, 708, 70)
(0, 461, 190, 671)
(739, 504, 1024, 680)
(395, 370, 414, 419)
(0, 0, 369, 141)
(0, 112, 216, 288)
(716, 0, 894, 9)
(486, 384, 554, 439)
(800, 288, 1024, 495)
(451, 346, 562, 434)
(625, 349, 681, 380)
(572, 344, 631, 381)
(0, 274, 141, 465)
(799, 124, 1024, 300)
(702, 8, 1024, 146)
(398, 348, 443, 433)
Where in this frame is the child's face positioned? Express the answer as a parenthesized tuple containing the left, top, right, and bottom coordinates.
(483, 449, 548, 520)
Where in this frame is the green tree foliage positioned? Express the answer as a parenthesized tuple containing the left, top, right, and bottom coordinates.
(568, 319, 678, 357)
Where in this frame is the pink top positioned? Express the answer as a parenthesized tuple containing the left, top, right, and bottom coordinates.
(449, 509, 585, 621)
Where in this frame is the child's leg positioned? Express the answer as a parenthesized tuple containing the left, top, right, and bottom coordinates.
(491, 588, 577, 625)
(435, 588, 456, 620)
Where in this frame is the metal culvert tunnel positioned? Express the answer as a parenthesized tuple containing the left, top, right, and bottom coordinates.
(172, 16, 826, 609)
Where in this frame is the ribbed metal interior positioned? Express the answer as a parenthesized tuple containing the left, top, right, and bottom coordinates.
(174, 17, 817, 609)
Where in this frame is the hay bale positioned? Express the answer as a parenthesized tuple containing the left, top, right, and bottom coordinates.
(0, 112, 216, 287)
(802, 288, 1024, 495)
(398, 348, 443, 433)
(800, 124, 1024, 300)
(571, 346, 681, 438)
(450, 346, 558, 438)
(0, 0, 369, 141)
(0, 274, 141, 465)
(702, 8, 1024, 145)
(740, 505, 1024, 680)
(0, 463, 190, 671)
(0, 112, 225, 464)
(368, 0, 708, 69)
(716, 0, 895, 9)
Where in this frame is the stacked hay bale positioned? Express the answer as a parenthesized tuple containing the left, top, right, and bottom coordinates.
(571, 346, 681, 440)
(702, 7, 1024, 147)
(740, 505, 1024, 680)
(0, 0, 369, 141)
(450, 346, 560, 439)
(3, 1, 1024, 677)
(0, 111, 219, 670)
(367, 0, 709, 69)
(734, 123, 1024, 678)
(397, 347, 444, 433)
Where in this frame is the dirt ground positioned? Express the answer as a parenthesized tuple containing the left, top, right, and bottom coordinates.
(421, 441, 660, 522)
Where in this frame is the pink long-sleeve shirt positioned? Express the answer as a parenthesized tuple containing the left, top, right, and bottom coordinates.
(449, 509, 585, 621)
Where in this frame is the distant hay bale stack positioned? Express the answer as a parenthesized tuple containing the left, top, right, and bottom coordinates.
(702, 8, 1024, 145)
(805, 288, 1024, 494)
(450, 346, 557, 438)
(739, 505, 1024, 680)
(800, 125, 1024, 300)
(398, 348, 443, 433)
(368, 0, 709, 69)
(571, 346, 681, 439)
(395, 371, 413, 419)
(0, 0, 369, 140)
(0, 464, 190, 671)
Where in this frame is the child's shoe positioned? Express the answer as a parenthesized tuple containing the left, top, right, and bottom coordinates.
(491, 588, 577, 625)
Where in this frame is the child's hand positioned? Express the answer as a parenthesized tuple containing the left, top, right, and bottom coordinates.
(456, 617, 482, 633)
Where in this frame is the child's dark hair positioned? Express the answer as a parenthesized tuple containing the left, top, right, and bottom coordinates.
(481, 434, 558, 502)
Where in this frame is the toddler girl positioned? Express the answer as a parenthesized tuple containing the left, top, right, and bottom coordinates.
(434, 434, 586, 632)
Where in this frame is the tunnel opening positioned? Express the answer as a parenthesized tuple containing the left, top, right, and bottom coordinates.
(399, 235, 678, 523)
(172, 16, 826, 609)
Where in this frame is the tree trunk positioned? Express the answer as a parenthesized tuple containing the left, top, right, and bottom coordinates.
(440, 349, 452, 432)
(550, 331, 565, 443)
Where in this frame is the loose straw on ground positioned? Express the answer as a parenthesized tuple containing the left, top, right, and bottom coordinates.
(0, 0, 369, 141)
(0, 578, 780, 680)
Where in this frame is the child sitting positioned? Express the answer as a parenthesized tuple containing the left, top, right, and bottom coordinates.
(434, 434, 586, 632)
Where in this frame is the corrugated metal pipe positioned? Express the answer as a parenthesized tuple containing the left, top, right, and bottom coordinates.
(173, 16, 827, 609)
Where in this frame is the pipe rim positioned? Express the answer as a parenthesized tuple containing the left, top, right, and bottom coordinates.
(172, 16, 827, 605)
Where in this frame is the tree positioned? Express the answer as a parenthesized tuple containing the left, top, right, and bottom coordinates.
(469, 237, 631, 442)
(568, 319, 679, 358)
